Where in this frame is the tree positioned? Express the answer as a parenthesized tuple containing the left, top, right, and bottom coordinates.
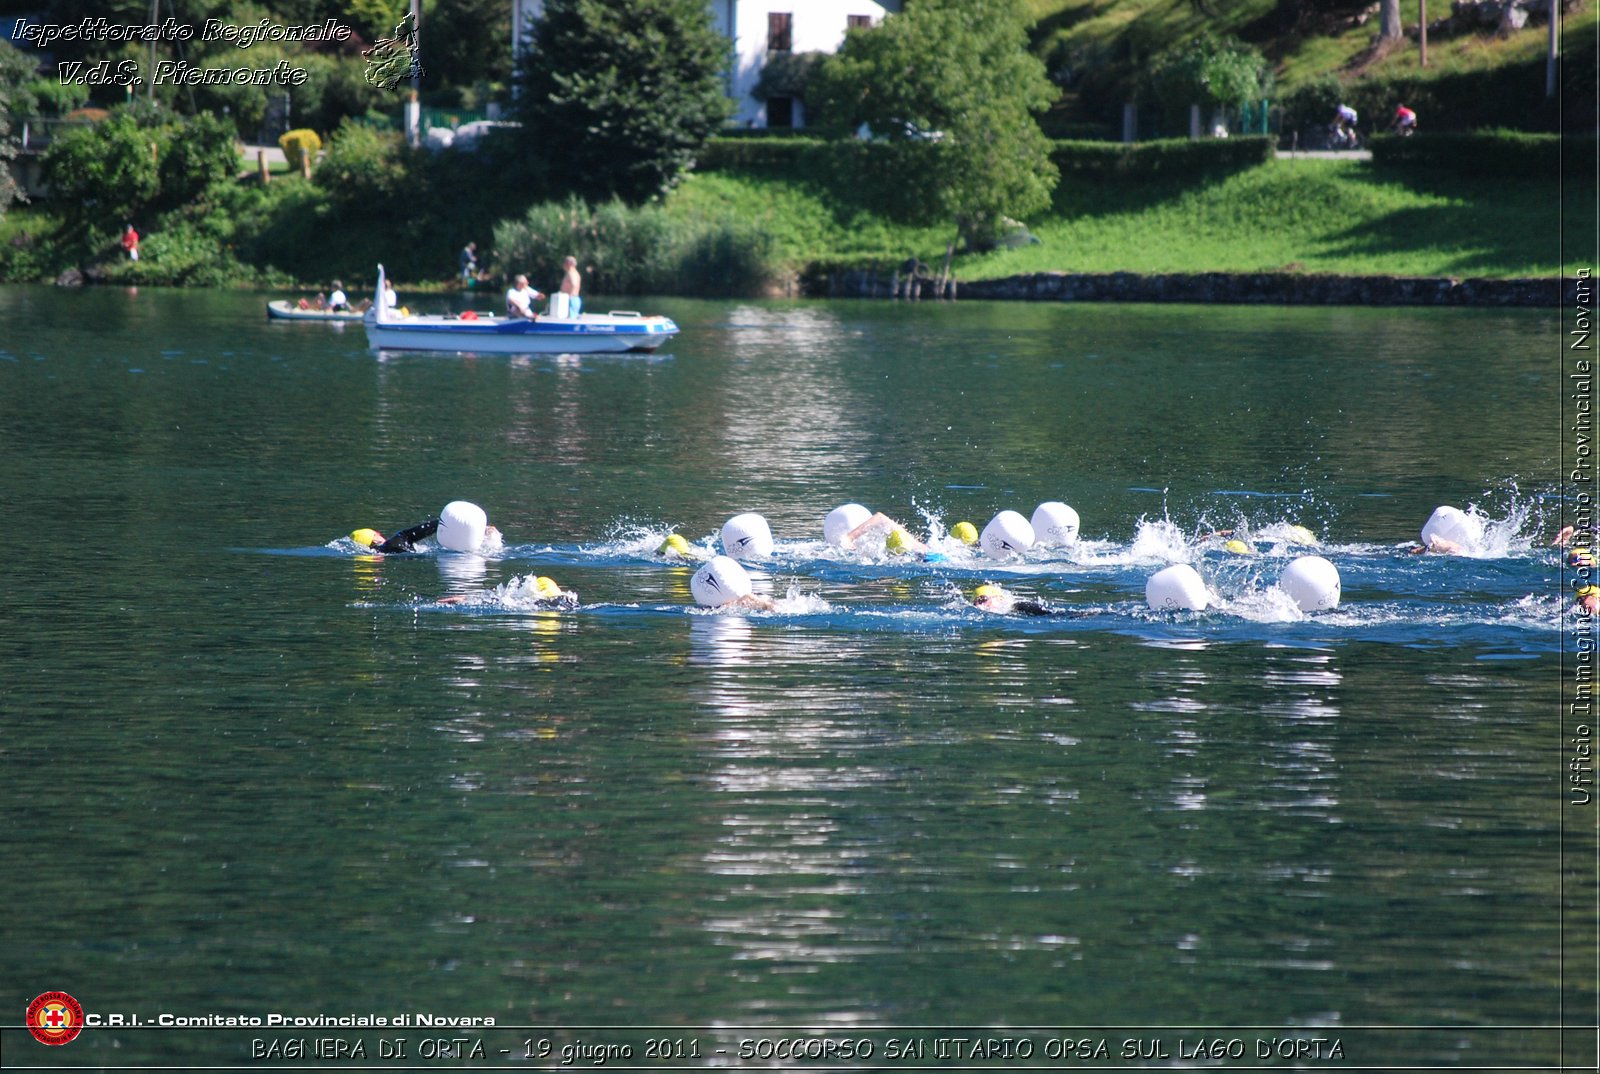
(42, 112, 161, 247)
(1378, 0, 1404, 40)
(424, 0, 514, 94)
(1147, 35, 1272, 129)
(513, 0, 731, 204)
(0, 40, 35, 216)
(807, 0, 1058, 249)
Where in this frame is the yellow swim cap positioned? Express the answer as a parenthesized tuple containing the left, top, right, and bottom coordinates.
(886, 528, 910, 554)
(1224, 539, 1253, 555)
(952, 521, 979, 545)
(658, 533, 689, 556)
(350, 528, 384, 548)
(535, 576, 563, 599)
(1287, 525, 1318, 546)
(974, 584, 1004, 600)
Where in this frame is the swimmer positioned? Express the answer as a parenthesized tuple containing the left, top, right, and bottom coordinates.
(354, 519, 504, 554)
(692, 555, 777, 612)
(971, 583, 1065, 617)
(656, 533, 711, 561)
(353, 501, 501, 554)
(1409, 534, 1466, 556)
(1554, 525, 1594, 550)
(1575, 580, 1600, 614)
(950, 521, 979, 546)
(1411, 505, 1479, 556)
(437, 574, 577, 608)
(832, 510, 928, 554)
(1201, 530, 1256, 555)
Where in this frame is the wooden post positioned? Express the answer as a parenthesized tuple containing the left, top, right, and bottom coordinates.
(258, 149, 270, 184)
(1122, 102, 1137, 143)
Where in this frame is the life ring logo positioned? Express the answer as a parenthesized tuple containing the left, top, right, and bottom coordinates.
(26, 991, 85, 1046)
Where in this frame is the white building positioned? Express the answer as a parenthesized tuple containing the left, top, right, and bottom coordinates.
(511, 0, 901, 128)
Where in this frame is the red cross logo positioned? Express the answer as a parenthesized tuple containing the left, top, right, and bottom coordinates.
(27, 992, 84, 1046)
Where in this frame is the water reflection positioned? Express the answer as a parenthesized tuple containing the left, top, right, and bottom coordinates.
(687, 621, 895, 991)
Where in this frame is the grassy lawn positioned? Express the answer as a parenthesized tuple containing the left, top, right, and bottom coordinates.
(679, 157, 1584, 282)
(960, 158, 1580, 278)
(667, 171, 952, 267)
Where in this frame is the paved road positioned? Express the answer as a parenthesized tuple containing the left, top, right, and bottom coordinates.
(1275, 149, 1372, 161)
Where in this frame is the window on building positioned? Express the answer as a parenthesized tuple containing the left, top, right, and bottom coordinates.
(768, 12, 792, 52)
(766, 96, 794, 128)
(846, 14, 872, 30)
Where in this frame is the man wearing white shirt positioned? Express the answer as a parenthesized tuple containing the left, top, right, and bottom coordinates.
(506, 274, 544, 320)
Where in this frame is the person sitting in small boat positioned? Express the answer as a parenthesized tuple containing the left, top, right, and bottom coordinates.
(506, 274, 544, 321)
(971, 583, 1065, 616)
(438, 574, 577, 609)
(327, 280, 349, 312)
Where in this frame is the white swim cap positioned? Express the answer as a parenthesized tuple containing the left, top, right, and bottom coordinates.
(980, 510, 1035, 559)
(1420, 505, 1482, 550)
(823, 503, 872, 547)
(691, 555, 754, 607)
(1279, 555, 1341, 612)
(722, 512, 774, 560)
(436, 500, 487, 552)
(1146, 563, 1210, 611)
(1030, 501, 1080, 546)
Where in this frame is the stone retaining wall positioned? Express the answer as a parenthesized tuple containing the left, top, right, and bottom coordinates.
(816, 269, 1577, 307)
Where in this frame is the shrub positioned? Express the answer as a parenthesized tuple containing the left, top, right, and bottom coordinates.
(314, 120, 407, 208)
(493, 196, 778, 296)
(279, 129, 322, 172)
(157, 112, 239, 210)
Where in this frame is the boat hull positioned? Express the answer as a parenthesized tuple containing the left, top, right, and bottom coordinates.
(267, 300, 363, 322)
(362, 311, 678, 354)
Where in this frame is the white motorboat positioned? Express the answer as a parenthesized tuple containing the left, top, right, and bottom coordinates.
(361, 264, 678, 354)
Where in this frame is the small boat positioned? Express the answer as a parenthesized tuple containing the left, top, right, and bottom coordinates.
(361, 264, 678, 355)
(267, 299, 365, 322)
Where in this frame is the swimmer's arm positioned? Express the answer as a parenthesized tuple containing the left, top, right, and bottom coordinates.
(379, 518, 439, 553)
(840, 512, 895, 548)
(729, 594, 777, 612)
(843, 513, 927, 552)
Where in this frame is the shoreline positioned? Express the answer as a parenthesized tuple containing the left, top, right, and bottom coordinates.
(36, 267, 1579, 308)
(815, 269, 1577, 307)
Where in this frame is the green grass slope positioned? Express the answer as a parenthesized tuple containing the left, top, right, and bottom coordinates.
(675, 156, 1584, 281)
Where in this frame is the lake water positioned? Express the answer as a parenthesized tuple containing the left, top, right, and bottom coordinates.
(0, 285, 1592, 1070)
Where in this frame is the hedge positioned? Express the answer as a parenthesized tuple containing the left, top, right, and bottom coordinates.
(1049, 135, 1275, 179)
(697, 136, 827, 174)
(700, 134, 1274, 185)
(1370, 131, 1597, 177)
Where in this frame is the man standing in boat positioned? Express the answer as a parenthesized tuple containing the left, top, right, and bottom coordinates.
(506, 273, 544, 320)
(559, 255, 582, 317)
